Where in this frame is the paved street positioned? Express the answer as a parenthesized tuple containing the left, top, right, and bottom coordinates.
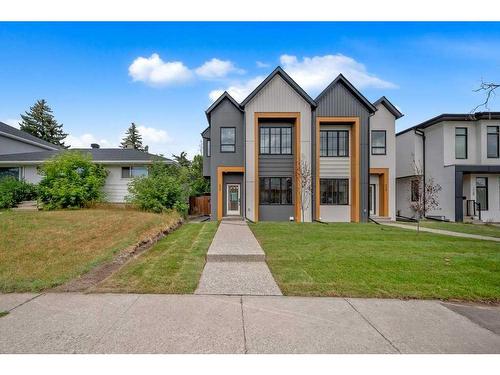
(1, 293, 499, 354)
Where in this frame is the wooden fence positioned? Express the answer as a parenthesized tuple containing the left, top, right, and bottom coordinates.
(189, 195, 211, 216)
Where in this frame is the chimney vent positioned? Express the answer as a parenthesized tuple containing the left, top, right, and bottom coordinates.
(91, 143, 100, 149)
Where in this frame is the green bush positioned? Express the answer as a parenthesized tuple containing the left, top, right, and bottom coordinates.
(38, 151, 108, 209)
(0, 177, 38, 209)
(126, 162, 189, 215)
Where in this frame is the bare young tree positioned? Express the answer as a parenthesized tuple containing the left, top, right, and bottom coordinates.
(409, 157, 442, 233)
(472, 79, 500, 113)
(295, 156, 312, 222)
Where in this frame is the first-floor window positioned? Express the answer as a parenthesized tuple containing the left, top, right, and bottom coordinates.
(121, 166, 149, 178)
(411, 179, 420, 202)
(476, 177, 488, 210)
(320, 179, 349, 205)
(0, 167, 21, 180)
(259, 177, 292, 205)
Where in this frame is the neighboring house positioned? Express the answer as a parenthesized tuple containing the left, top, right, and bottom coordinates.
(201, 67, 402, 222)
(0, 121, 172, 203)
(395, 112, 500, 222)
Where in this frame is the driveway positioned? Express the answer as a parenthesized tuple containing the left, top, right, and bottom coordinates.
(1, 293, 499, 353)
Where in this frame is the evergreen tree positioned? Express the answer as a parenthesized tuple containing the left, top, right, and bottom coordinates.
(19, 99, 68, 147)
(172, 151, 191, 168)
(120, 123, 148, 151)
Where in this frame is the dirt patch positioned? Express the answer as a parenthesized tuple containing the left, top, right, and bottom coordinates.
(51, 218, 184, 292)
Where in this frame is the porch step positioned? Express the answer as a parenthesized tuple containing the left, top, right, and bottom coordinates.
(371, 216, 393, 223)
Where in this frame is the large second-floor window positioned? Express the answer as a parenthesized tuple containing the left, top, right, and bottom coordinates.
(455, 127, 468, 159)
(220, 127, 236, 152)
(371, 130, 387, 155)
(320, 130, 349, 157)
(320, 178, 349, 205)
(259, 177, 292, 205)
(260, 126, 292, 155)
(487, 126, 499, 158)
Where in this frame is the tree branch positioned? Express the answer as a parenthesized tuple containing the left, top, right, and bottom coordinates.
(471, 80, 500, 113)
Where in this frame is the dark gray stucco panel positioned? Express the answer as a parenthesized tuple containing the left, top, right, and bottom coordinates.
(259, 205, 294, 221)
(313, 81, 371, 222)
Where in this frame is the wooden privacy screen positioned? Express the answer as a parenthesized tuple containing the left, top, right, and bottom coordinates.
(189, 195, 211, 216)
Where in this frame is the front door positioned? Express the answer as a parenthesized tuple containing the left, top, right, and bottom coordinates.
(226, 184, 241, 216)
(369, 184, 376, 216)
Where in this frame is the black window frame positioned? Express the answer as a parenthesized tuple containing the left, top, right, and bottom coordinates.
(455, 127, 468, 159)
(410, 179, 420, 202)
(319, 178, 349, 205)
(476, 177, 489, 211)
(259, 177, 293, 205)
(371, 130, 387, 156)
(259, 126, 293, 155)
(487, 126, 499, 158)
(220, 127, 236, 153)
(319, 130, 349, 157)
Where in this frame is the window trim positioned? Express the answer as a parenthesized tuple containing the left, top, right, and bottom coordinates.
(455, 127, 468, 160)
(319, 178, 349, 206)
(220, 127, 236, 153)
(259, 126, 293, 155)
(371, 130, 387, 156)
(259, 176, 293, 205)
(476, 177, 489, 211)
(320, 129, 349, 157)
(121, 166, 149, 179)
(0, 166, 21, 180)
(487, 126, 499, 158)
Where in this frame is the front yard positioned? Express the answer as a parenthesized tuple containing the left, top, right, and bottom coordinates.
(249, 222, 500, 302)
(0, 209, 181, 292)
(408, 221, 500, 238)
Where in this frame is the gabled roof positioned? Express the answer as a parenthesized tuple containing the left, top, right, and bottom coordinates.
(240, 66, 316, 107)
(205, 91, 242, 122)
(374, 96, 404, 119)
(200, 126, 210, 138)
(315, 74, 377, 114)
(396, 112, 500, 136)
(0, 121, 63, 151)
(0, 148, 173, 164)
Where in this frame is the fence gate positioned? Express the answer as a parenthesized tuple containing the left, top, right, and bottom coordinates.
(189, 195, 211, 216)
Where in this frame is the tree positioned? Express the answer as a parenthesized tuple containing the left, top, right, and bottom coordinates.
(120, 123, 148, 151)
(189, 154, 210, 196)
(295, 156, 312, 222)
(19, 99, 68, 147)
(472, 80, 500, 113)
(409, 156, 442, 233)
(172, 151, 191, 168)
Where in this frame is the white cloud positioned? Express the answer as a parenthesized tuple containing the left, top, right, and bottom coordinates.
(256, 61, 270, 68)
(137, 125, 172, 144)
(128, 53, 193, 86)
(3, 118, 21, 129)
(66, 133, 114, 149)
(209, 76, 264, 102)
(279, 54, 397, 93)
(195, 58, 243, 79)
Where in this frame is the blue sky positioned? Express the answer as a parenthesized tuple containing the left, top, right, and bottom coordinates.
(0, 22, 499, 157)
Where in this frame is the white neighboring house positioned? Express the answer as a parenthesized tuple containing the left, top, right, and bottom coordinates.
(0, 122, 173, 203)
(396, 112, 500, 222)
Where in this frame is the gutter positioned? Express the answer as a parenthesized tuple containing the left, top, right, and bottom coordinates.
(414, 129, 426, 214)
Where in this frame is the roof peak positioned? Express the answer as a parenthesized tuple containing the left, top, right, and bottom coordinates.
(373, 96, 404, 119)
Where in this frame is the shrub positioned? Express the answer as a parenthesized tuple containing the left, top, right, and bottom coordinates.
(0, 177, 38, 209)
(38, 151, 108, 209)
(126, 162, 189, 215)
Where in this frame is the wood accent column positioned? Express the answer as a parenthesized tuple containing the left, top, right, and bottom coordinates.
(369, 168, 389, 217)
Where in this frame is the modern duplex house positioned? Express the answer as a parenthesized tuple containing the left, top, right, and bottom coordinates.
(0, 121, 172, 202)
(201, 67, 402, 222)
(396, 112, 500, 222)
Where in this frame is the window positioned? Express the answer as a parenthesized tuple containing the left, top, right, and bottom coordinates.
(220, 127, 236, 152)
(411, 179, 420, 202)
(455, 127, 468, 159)
(371, 130, 386, 155)
(320, 179, 349, 205)
(260, 127, 292, 155)
(476, 177, 488, 210)
(121, 166, 148, 178)
(487, 126, 499, 158)
(320, 130, 349, 157)
(0, 167, 21, 180)
(259, 177, 292, 205)
(206, 139, 211, 157)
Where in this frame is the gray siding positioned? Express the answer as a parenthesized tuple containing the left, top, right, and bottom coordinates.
(0, 135, 52, 155)
(202, 137, 210, 177)
(314, 82, 371, 222)
(208, 97, 245, 220)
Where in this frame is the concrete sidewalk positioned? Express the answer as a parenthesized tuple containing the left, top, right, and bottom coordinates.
(195, 220, 282, 295)
(382, 222, 500, 242)
(0, 293, 499, 354)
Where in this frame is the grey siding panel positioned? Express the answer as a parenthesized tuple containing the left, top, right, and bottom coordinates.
(313, 82, 371, 222)
(0, 135, 52, 155)
(259, 205, 294, 221)
(259, 155, 294, 176)
(202, 138, 210, 177)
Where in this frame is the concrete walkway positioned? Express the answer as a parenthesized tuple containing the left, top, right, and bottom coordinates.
(382, 222, 500, 242)
(195, 220, 282, 296)
(1, 293, 499, 353)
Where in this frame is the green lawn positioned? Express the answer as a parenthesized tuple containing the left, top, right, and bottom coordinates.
(249, 222, 500, 302)
(0, 209, 181, 292)
(95, 222, 218, 294)
(408, 221, 500, 238)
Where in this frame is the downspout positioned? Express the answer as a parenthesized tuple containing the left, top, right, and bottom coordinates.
(414, 129, 426, 215)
